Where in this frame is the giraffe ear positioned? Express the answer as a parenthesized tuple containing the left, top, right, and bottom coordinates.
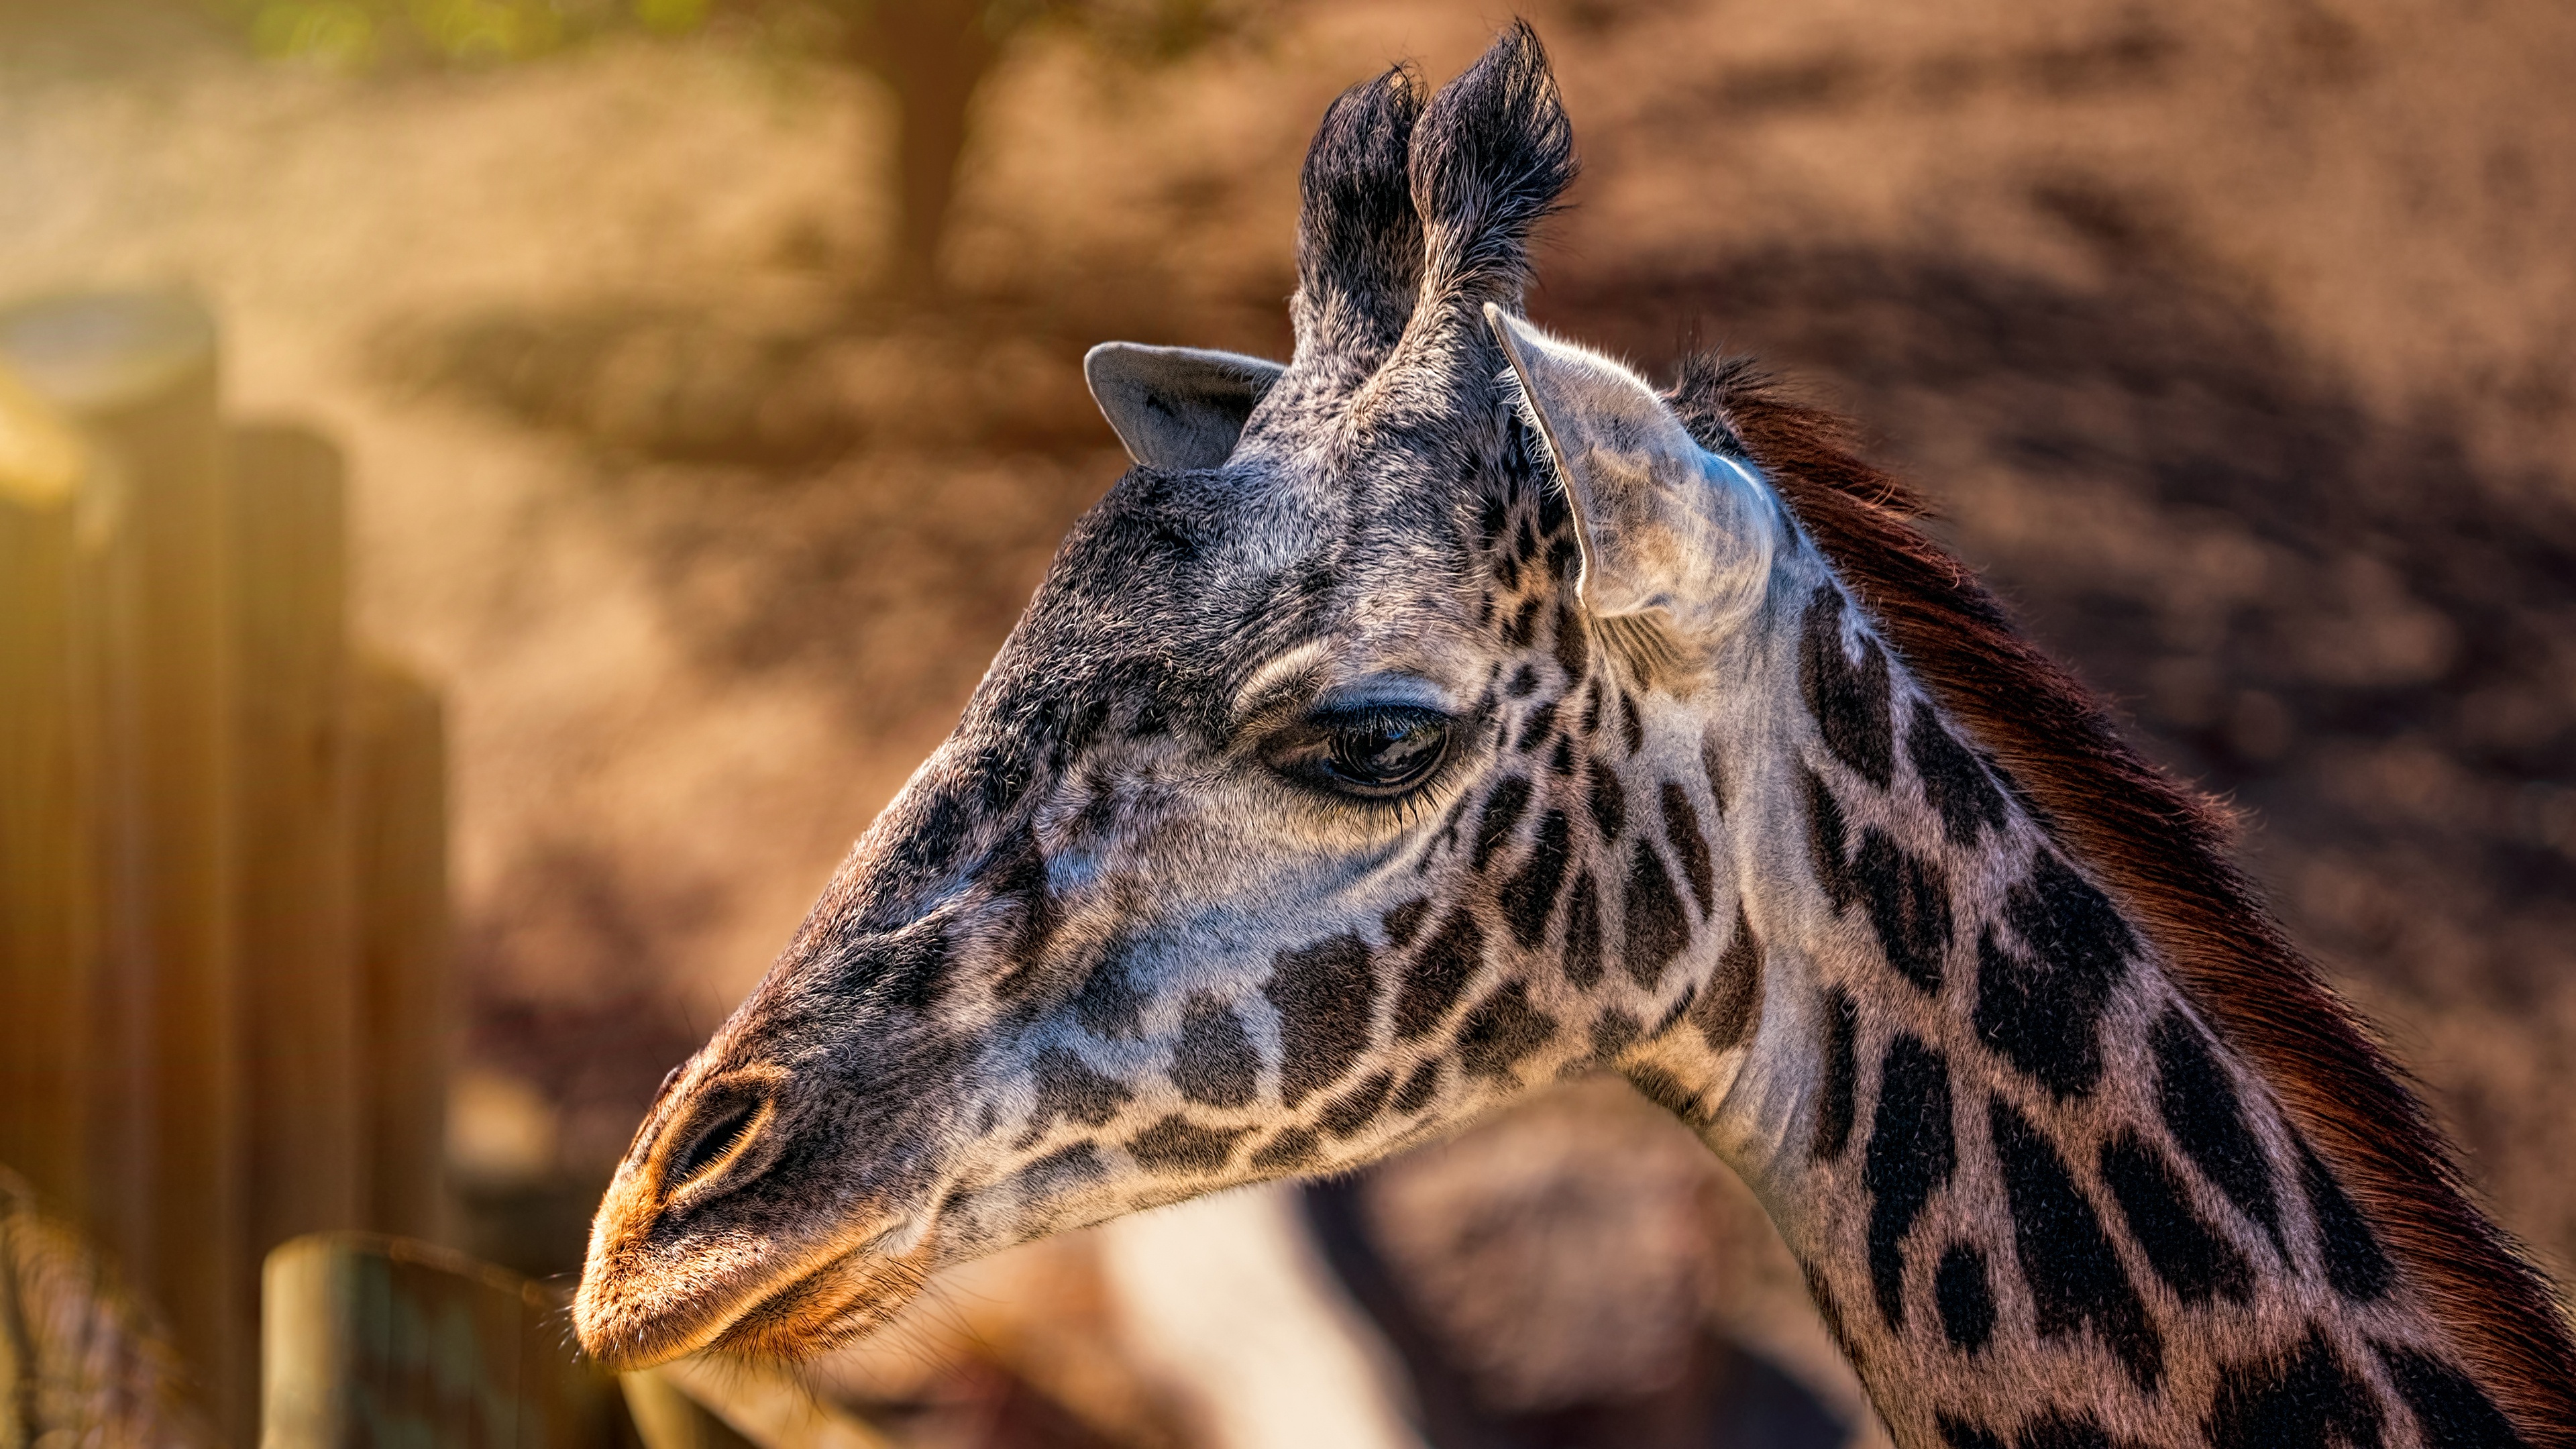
(1485, 305, 1780, 631)
(1084, 342, 1286, 470)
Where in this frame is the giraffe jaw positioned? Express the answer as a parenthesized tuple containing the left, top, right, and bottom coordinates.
(701, 1238, 938, 1362)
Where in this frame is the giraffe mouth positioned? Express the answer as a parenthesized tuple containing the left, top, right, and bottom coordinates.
(576, 1208, 940, 1370)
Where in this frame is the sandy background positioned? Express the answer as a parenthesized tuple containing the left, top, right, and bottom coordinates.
(5, 0, 2573, 1439)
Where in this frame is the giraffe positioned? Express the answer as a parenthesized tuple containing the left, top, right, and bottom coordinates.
(574, 25, 2576, 1448)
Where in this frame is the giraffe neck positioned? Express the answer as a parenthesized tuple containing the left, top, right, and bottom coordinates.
(1617, 576, 2497, 1449)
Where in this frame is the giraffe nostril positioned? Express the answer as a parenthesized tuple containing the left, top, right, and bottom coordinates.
(661, 1085, 769, 1196)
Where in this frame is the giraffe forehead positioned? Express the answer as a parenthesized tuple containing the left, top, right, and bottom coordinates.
(1228, 613, 1501, 723)
(1002, 471, 1468, 686)
(975, 525, 1514, 808)
(986, 388, 1536, 741)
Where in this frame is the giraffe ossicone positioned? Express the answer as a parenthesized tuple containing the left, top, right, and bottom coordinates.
(574, 23, 2576, 1446)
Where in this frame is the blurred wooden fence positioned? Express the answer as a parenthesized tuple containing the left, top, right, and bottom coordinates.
(259, 1234, 626, 1448)
(259, 1232, 895, 1449)
(0, 290, 451, 1445)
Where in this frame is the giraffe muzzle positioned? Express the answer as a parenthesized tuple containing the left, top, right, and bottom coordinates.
(576, 1050, 964, 1368)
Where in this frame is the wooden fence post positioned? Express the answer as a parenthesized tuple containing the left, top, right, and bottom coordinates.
(349, 653, 451, 1244)
(229, 424, 362, 1270)
(260, 1233, 627, 1448)
(630, 1356, 897, 1449)
(621, 1371, 761, 1449)
(0, 367, 97, 1222)
(0, 291, 249, 1444)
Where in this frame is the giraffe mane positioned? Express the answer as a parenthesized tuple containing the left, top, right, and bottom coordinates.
(1666, 352, 2576, 1446)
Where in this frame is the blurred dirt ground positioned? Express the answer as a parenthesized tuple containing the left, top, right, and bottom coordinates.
(5, 0, 2575, 1440)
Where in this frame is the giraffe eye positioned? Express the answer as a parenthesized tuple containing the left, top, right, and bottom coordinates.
(1271, 706, 1453, 798)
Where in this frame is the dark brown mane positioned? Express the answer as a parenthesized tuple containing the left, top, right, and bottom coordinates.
(1665, 354, 2576, 1445)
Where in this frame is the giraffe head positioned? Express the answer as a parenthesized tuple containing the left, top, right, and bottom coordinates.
(574, 25, 1800, 1369)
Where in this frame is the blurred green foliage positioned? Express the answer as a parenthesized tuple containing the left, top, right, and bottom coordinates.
(205, 0, 669, 68)
(203, 0, 1267, 293)
(206, 0, 1239, 71)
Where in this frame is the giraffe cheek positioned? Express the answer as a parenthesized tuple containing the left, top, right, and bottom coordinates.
(1169, 996, 1260, 1108)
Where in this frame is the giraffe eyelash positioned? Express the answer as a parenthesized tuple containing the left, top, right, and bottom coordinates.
(1287, 712, 1506, 841)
